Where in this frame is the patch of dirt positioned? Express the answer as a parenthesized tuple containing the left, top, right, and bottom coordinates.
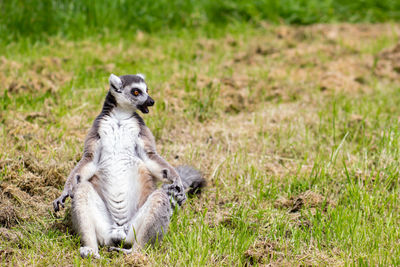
(0, 56, 71, 95)
(376, 42, 400, 80)
(0, 227, 22, 242)
(0, 155, 69, 229)
(0, 181, 55, 230)
(0, 181, 44, 229)
(0, 157, 68, 197)
(318, 56, 373, 92)
(244, 239, 284, 266)
(219, 75, 263, 113)
(123, 252, 149, 266)
(274, 190, 335, 213)
(220, 24, 400, 99)
(0, 248, 14, 262)
(0, 194, 19, 227)
(294, 244, 344, 266)
(86, 62, 116, 73)
(266, 42, 374, 94)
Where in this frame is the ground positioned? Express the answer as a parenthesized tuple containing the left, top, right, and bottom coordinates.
(1, 23, 400, 266)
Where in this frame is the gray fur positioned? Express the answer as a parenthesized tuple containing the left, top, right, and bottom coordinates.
(120, 75, 145, 86)
(162, 165, 205, 209)
(176, 165, 206, 195)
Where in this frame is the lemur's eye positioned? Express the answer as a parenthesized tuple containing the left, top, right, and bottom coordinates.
(132, 89, 140, 96)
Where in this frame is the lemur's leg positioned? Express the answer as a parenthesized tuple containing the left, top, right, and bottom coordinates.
(71, 179, 113, 259)
(120, 189, 171, 251)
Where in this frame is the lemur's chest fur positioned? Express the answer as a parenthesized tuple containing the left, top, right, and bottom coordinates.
(95, 111, 148, 225)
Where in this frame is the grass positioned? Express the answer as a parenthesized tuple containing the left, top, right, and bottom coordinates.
(1, 0, 400, 42)
(1, 22, 400, 265)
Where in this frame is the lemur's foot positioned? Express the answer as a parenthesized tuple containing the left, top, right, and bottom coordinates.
(108, 246, 133, 254)
(110, 228, 127, 246)
(163, 181, 186, 207)
(79, 246, 100, 259)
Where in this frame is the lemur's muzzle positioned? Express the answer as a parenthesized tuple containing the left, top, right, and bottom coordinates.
(146, 96, 155, 106)
(138, 96, 155, 114)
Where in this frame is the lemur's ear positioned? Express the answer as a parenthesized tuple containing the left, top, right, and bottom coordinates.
(137, 73, 145, 80)
(109, 74, 122, 93)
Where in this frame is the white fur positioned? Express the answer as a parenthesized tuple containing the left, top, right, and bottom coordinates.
(136, 73, 145, 80)
(78, 161, 97, 183)
(73, 108, 151, 247)
(95, 109, 147, 226)
(145, 159, 171, 183)
(109, 74, 122, 89)
(126, 82, 147, 92)
(80, 246, 100, 259)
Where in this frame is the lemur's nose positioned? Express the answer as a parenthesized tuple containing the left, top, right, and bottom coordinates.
(147, 96, 155, 106)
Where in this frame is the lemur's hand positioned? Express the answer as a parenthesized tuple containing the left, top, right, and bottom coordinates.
(53, 190, 70, 212)
(53, 173, 81, 212)
(161, 168, 173, 183)
(163, 180, 186, 207)
(53, 186, 75, 212)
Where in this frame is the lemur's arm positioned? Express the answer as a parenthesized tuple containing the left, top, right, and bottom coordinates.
(140, 125, 186, 206)
(53, 128, 99, 212)
(140, 125, 181, 184)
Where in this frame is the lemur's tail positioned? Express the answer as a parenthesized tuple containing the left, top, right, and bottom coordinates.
(176, 165, 206, 196)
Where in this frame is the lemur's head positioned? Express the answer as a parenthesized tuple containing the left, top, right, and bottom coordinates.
(108, 73, 154, 114)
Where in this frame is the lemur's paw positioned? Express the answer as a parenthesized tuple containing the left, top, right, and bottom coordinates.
(110, 228, 127, 245)
(160, 168, 174, 183)
(163, 182, 187, 207)
(79, 246, 100, 259)
(52, 191, 69, 212)
(162, 168, 169, 179)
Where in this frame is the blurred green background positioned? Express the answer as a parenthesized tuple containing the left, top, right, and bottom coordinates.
(1, 0, 400, 42)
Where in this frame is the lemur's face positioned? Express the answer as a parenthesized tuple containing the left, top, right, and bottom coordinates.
(109, 74, 155, 113)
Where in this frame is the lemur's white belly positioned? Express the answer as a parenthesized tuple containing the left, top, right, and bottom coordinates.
(95, 115, 146, 226)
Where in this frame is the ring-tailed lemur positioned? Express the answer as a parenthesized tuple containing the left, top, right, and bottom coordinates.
(53, 74, 205, 259)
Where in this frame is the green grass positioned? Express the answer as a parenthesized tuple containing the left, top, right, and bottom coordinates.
(1, 23, 400, 265)
(1, 0, 400, 42)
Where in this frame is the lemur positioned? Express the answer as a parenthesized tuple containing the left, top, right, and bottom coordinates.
(53, 74, 205, 259)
